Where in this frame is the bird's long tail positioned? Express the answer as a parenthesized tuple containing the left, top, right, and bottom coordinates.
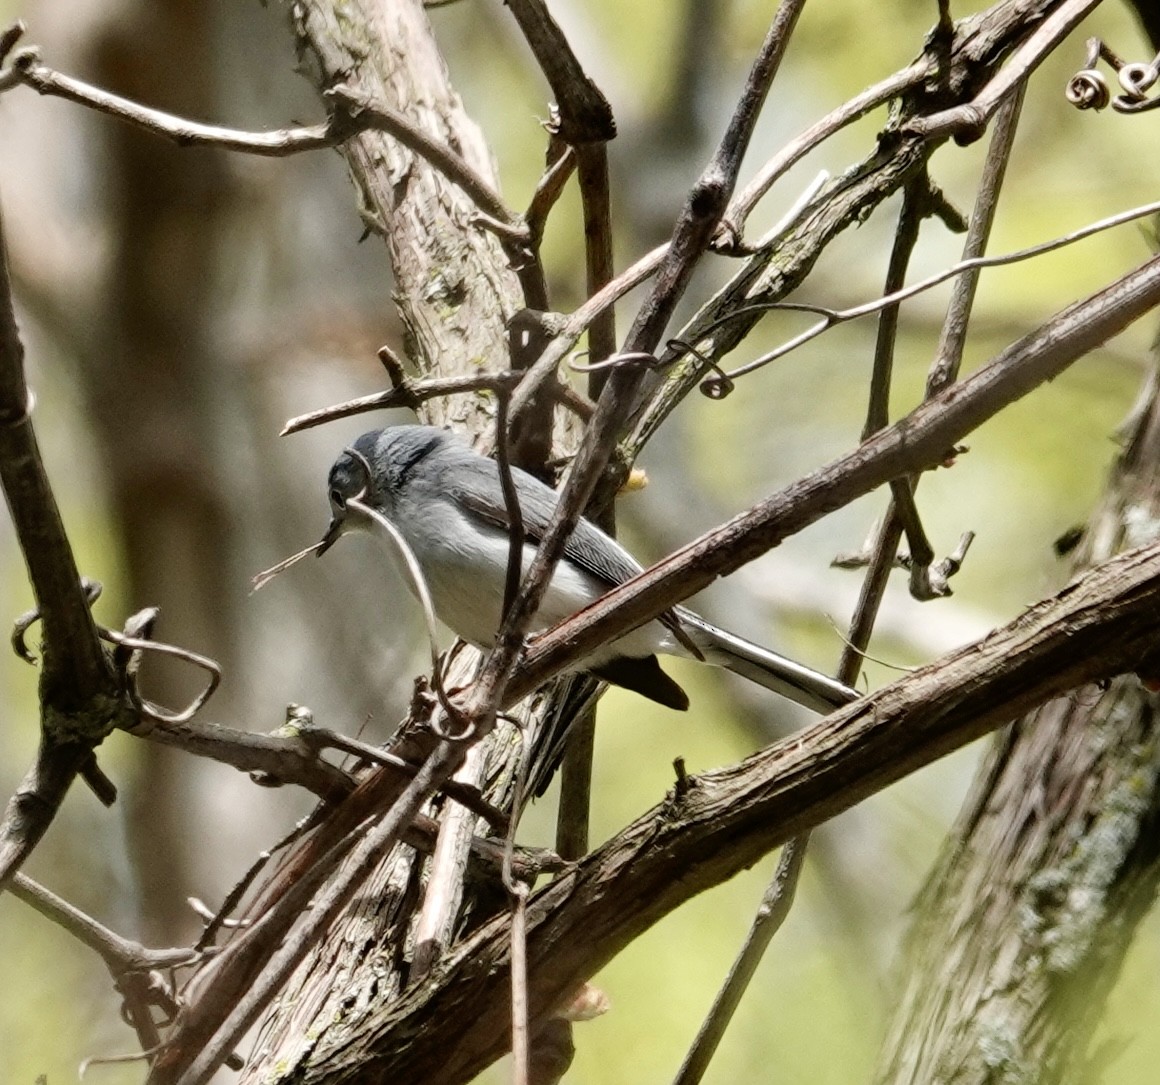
(680, 611, 856, 714)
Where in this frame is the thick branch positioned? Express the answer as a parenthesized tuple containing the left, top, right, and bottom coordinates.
(874, 349, 1160, 1081)
(298, 541, 1160, 1085)
(514, 250, 1160, 700)
(288, 0, 524, 426)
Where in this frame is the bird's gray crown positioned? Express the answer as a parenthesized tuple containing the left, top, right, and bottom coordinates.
(327, 426, 450, 514)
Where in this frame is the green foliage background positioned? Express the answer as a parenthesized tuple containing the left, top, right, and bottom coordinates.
(1, 0, 1158, 1082)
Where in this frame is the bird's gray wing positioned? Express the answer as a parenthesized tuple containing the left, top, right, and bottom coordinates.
(446, 456, 642, 588)
(449, 455, 702, 655)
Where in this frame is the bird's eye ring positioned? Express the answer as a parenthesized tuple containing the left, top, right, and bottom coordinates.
(329, 486, 347, 510)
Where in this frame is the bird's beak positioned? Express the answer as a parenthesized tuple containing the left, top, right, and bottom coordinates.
(316, 516, 343, 557)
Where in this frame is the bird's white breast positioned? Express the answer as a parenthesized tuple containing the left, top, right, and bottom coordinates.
(365, 501, 672, 664)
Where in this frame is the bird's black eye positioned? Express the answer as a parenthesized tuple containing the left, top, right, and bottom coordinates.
(329, 486, 347, 511)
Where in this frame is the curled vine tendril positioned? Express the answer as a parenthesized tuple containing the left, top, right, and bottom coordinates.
(1067, 37, 1160, 115)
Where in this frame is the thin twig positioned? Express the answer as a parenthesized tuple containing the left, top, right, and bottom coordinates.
(905, 0, 1103, 142)
(172, 737, 468, 1085)
(746, 168, 831, 250)
(551, 139, 618, 855)
(576, 142, 617, 392)
(836, 512, 906, 685)
(480, 0, 808, 721)
(863, 174, 934, 439)
(298, 724, 508, 830)
(890, 479, 945, 598)
(0, 38, 523, 231)
(525, 143, 576, 246)
(928, 81, 1027, 394)
(281, 369, 592, 437)
(512, 251, 1160, 702)
(706, 188, 1160, 391)
(495, 390, 526, 622)
(716, 61, 931, 250)
(0, 44, 331, 153)
(860, 172, 954, 599)
(671, 836, 809, 1085)
(840, 170, 946, 679)
(342, 493, 458, 722)
(0, 20, 23, 65)
(504, 308, 556, 473)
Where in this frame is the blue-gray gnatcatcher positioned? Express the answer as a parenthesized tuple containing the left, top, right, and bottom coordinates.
(319, 425, 856, 713)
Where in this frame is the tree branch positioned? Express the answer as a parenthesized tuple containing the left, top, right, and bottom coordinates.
(298, 540, 1160, 1084)
(0, 196, 127, 887)
(1, 34, 520, 231)
(501, 0, 615, 145)
(513, 250, 1160, 701)
(473, 0, 808, 719)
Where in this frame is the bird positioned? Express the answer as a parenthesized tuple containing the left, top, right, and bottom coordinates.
(318, 424, 856, 713)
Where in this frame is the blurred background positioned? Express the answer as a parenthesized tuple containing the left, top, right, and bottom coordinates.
(0, 0, 1157, 1081)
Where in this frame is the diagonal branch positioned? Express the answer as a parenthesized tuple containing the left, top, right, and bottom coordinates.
(11, 873, 198, 1056)
(513, 249, 1160, 702)
(301, 540, 1160, 1085)
(475, 0, 808, 717)
(715, 60, 931, 250)
(501, 0, 616, 145)
(0, 197, 128, 889)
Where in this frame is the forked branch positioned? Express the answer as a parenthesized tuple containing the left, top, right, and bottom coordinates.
(298, 541, 1160, 1085)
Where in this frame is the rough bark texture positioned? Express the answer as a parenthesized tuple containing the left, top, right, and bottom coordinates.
(874, 364, 1160, 1084)
(239, 2, 554, 1078)
(264, 536, 1160, 1084)
(230, 2, 1160, 1083)
(289, 0, 520, 435)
